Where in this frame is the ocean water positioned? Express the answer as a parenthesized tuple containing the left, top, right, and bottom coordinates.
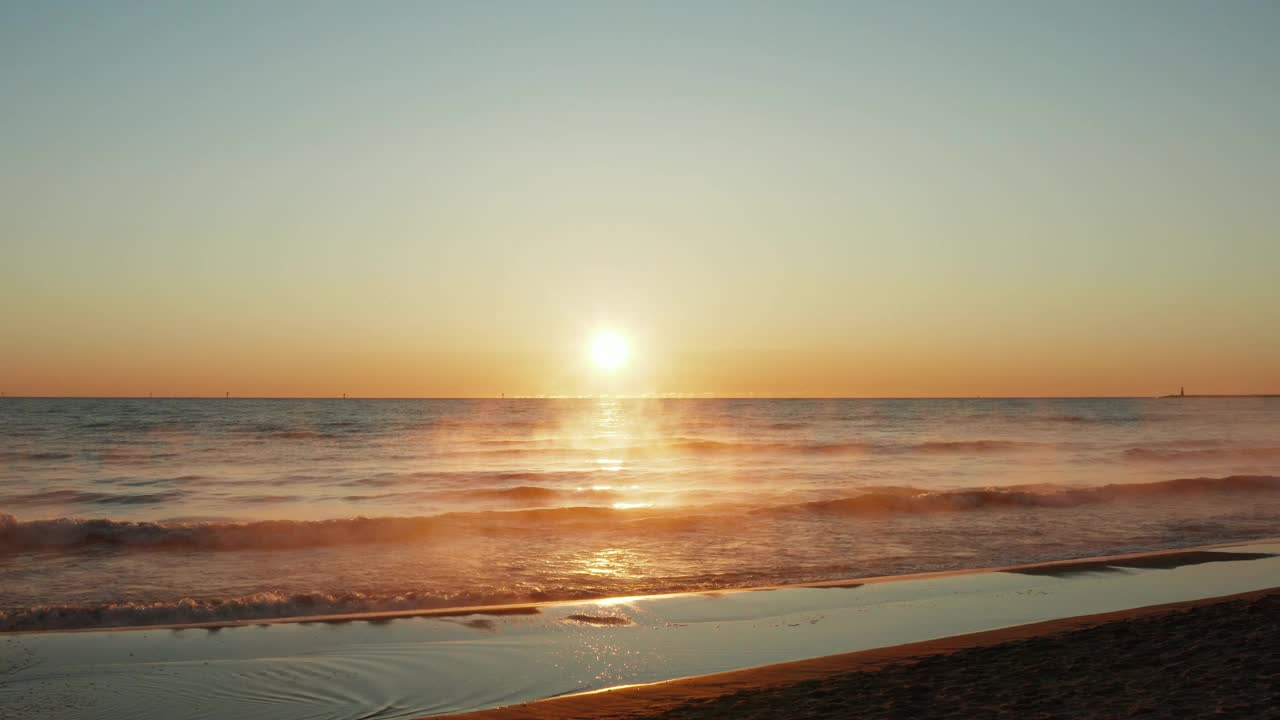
(1, 397, 1278, 632)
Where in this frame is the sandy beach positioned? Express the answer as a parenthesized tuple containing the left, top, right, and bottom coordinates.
(448, 588, 1280, 720)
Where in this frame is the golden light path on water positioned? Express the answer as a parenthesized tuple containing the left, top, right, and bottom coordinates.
(580, 548, 633, 577)
(4, 396, 1279, 634)
(572, 400, 661, 576)
(584, 399, 655, 512)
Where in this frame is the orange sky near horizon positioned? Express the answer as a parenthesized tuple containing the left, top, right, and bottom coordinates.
(5, 340, 1276, 399)
(3, 4, 1279, 398)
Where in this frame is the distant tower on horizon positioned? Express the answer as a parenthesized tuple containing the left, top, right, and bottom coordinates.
(1181, 386, 1185, 397)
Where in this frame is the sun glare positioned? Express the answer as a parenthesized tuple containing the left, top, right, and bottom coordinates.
(591, 332, 629, 371)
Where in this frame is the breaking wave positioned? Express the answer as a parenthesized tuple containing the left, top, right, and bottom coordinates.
(756, 475, 1280, 516)
(0, 489, 188, 506)
(3, 475, 1277, 554)
(1123, 447, 1280, 462)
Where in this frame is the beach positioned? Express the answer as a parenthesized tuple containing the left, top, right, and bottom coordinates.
(3, 400, 1279, 718)
(449, 588, 1280, 720)
(7, 2, 1280, 718)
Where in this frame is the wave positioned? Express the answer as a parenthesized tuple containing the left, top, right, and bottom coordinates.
(4, 476, 1276, 554)
(342, 470, 628, 489)
(911, 440, 1031, 453)
(755, 475, 1280, 517)
(0, 506, 621, 553)
(443, 485, 621, 504)
(1123, 447, 1280, 462)
(1041, 414, 1157, 424)
(0, 514, 451, 552)
(0, 489, 187, 506)
(452, 437, 877, 456)
(238, 494, 304, 504)
(760, 490, 1087, 515)
(0, 474, 636, 506)
(264, 430, 339, 440)
(463, 438, 1040, 456)
(337, 486, 622, 506)
(455, 439, 714, 456)
(0, 451, 76, 461)
(1095, 475, 1280, 496)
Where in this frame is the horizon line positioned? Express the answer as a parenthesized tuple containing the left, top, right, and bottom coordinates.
(3, 394, 1278, 401)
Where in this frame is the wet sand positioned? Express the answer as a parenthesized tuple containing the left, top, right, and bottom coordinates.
(7, 542, 1280, 719)
(447, 587, 1280, 719)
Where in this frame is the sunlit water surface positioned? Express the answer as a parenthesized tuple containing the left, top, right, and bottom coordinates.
(1, 397, 1278, 631)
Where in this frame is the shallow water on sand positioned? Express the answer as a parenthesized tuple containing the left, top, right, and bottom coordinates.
(5, 543, 1280, 720)
(2, 397, 1278, 630)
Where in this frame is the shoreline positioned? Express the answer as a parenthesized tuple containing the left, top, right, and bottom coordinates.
(10, 536, 1278, 637)
(440, 586, 1280, 720)
(6, 540, 1278, 719)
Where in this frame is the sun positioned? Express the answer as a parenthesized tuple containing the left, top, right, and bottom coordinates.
(591, 332, 629, 371)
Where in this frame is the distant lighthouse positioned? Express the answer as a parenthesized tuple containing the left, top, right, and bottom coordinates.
(1180, 386, 1185, 397)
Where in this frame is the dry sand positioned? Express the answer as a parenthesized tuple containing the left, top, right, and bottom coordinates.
(446, 588, 1280, 720)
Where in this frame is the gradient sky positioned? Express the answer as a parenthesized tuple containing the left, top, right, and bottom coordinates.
(3, 1, 1278, 397)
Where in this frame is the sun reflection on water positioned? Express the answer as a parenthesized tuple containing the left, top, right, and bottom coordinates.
(593, 399, 624, 438)
(576, 547, 648, 578)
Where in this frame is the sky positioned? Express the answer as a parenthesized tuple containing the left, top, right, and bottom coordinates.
(3, 1, 1278, 397)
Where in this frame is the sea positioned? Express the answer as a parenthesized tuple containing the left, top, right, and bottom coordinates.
(1, 397, 1278, 632)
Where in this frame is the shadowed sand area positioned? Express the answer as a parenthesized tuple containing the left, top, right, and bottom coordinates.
(444, 588, 1280, 720)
